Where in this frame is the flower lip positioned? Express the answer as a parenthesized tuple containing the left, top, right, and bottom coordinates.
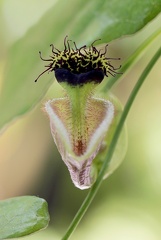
(55, 68, 104, 86)
(35, 36, 121, 83)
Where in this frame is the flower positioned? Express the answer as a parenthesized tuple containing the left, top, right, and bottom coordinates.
(35, 37, 126, 189)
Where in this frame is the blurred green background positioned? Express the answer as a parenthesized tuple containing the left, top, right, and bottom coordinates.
(0, 0, 161, 239)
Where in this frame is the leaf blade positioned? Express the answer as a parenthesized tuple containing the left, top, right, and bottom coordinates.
(0, 196, 50, 239)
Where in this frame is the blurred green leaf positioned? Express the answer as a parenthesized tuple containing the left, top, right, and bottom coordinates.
(0, 196, 49, 239)
(0, 0, 161, 132)
(101, 27, 161, 91)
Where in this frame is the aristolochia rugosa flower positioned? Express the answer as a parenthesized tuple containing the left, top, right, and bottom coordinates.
(35, 36, 127, 190)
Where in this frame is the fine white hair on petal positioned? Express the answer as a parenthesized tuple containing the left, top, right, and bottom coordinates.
(44, 97, 115, 189)
(85, 98, 114, 156)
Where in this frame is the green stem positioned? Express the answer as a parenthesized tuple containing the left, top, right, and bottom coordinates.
(61, 47, 161, 240)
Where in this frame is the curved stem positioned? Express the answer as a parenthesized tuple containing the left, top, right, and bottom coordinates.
(61, 47, 161, 240)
